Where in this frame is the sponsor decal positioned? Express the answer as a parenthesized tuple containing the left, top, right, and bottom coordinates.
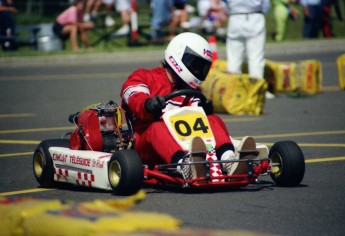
(70, 155, 91, 167)
(91, 159, 105, 169)
(53, 153, 68, 163)
(306, 64, 313, 89)
(283, 65, 290, 89)
(169, 56, 183, 73)
(203, 49, 212, 59)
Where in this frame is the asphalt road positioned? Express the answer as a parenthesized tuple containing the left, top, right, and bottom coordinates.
(0, 42, 345, 235)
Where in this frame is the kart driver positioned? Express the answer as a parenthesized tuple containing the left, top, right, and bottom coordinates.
(121, 32, 256, 179)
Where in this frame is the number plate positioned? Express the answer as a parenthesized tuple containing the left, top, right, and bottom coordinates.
(168, 113, 212, 140)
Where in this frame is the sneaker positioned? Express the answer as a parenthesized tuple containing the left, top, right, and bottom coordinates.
(113, 24, 130, 36)
(265, 91, 276, 99)
(233, 136, 257, 175)
(177, 157, 192, 180)
(190, 136, 207, 179)
(83, 13, 91, 23)
(221, 150, 238, 175)
(105, 15, 116, 27)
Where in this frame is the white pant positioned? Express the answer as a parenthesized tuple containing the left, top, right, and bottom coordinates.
(226, 13, 266, 79)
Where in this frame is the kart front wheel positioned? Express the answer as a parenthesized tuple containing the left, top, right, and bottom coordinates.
(108, 149, 143, 196)
(269, 141, 305, 187)
(33, 139, 69, 187)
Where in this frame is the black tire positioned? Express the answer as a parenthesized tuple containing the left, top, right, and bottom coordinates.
(108, 149, 143, 196)
(33, 139, 70, 187)
(269, 141, 305, 187)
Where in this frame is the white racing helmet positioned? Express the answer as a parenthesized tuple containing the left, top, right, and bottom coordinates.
(164, 32, 213, 89)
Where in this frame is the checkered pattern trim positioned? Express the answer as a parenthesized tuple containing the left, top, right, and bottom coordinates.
(206, 152, 223, 182)
(54, 167, 95, 187)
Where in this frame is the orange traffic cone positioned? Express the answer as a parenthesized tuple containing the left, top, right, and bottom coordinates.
(208, 36, 218, 66)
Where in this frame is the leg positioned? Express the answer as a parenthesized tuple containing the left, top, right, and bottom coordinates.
(274, 4, 289, 42)
(226, 15, 245, 74)
(226, 37, 245, 74)
(78, 22, 94, 49)
(246, 14, 266, 79)
(134, 121, 184, 165)
(61, 24, 79, 51)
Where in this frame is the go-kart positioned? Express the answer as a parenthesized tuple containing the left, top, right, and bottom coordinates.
(33, 89, 305, 196)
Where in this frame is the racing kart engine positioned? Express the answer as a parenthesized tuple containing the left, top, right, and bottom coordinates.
(68, 101, 132, 152)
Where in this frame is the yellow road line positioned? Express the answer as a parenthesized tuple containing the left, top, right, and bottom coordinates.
(0, 140, 40, 145)
(0, 152, 33, 158)
(305, 157, 345, 163)
(0, 126, 74, 134)
(222, 117, 261, 122)
(0, 188, 54, 197)
(0, 113, 35, 118)
(258, 142, 345, 148)
(249, 130, 345, 139)
(0, 72, 128, 81)
(322, 86, 341, 92)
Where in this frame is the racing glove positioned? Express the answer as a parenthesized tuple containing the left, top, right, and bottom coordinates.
(144, 96, 166, 117)
(199, 99, 214, 115)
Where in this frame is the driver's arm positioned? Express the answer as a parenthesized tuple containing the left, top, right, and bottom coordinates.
(121, 69, 156, 121)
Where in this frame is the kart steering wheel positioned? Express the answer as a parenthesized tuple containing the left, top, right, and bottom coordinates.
(164, 89, 207, 106)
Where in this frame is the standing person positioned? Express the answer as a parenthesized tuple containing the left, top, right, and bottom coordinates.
(121, 32, 257, 179)
(150, 0, 174, 44)
(0, 0, 17, 50)
(271, 0, 299, 42)
(300, 0, 323, 38)
(53, 0, 94, 52)
(321, 0, 343, 38)
(225, 0, 274, 99)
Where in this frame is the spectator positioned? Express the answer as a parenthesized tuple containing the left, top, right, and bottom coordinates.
(300, 0, 323, 38)
(112, 0, 131, 36)
(169, 0, 189, 39)
(70, 0, 113, 26)
(0, 0, 17, 50)
(83, 0, 131, 35)
(225, 0, 275, 99)
(271, 0, 299, 42)
(53, 0, 94, 52)
(150, 0, 174, 44)
(321, 0, 343, 38)
(197, 0, 228, 37)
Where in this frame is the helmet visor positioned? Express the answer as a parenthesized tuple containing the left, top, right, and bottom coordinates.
(182, 46, 212, 81)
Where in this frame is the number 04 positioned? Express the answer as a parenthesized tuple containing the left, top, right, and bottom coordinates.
(174, 117, 209, 137)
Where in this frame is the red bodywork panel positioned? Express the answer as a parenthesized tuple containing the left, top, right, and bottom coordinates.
(70, 110, 103, 151)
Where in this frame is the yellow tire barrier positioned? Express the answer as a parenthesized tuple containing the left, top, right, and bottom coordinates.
(265, 59, 322, 95)
(201, 65, 267, 115)
(0, 190, 181, 236)
(337, 54, 345, 90)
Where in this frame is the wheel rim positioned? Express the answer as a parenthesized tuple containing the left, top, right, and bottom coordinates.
(33, 152, 44, 177)
(270, 152, 283, 178)
(109, 160, 121, 187)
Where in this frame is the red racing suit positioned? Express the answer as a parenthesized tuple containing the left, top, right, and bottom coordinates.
(121, 66, 233, 166)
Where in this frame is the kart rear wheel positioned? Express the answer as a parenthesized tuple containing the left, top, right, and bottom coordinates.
(33, 139, 70, 187)
(108, 149, 143, 196)
(269, 141, 305, 187)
